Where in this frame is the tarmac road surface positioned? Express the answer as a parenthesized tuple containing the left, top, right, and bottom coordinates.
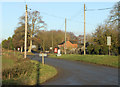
(28, 54, 118, 85)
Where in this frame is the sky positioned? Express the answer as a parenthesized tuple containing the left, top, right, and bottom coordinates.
(0, 1, 118, 41)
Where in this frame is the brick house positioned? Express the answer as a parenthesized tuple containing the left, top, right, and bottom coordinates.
(58, 41, 78, 50)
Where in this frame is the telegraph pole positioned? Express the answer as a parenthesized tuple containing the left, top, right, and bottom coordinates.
(24, 4, 27, 58)
(84, 3, 86, 55)
(52, 30, 53, 52)
(65, 18, 67, 54)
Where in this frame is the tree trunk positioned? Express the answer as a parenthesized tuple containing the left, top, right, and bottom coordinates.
(28, 34, 32, 52)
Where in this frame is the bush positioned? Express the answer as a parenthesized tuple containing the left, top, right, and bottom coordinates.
(2, 59, 35, 80)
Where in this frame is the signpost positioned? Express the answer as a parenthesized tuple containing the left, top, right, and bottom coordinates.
(107, 36, 111, 55)
(39, 53, 47, 65)
(42, 53, 44, 65)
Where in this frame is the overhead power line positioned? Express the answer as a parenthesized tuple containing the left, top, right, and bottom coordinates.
(27, 7, 65, 19)
(70, 9, 84, 18)
(27, 7, 84, 23)
(86, 7, 112, 11)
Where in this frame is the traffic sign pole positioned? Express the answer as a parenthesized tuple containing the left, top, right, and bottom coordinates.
(42, 53, 44, 65)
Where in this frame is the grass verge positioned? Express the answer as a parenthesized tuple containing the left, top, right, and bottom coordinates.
(49, 54, 119, 68)
(40, 64, 57, 84)
(2, 50, 57, 85)
(21, 52, 35, 55)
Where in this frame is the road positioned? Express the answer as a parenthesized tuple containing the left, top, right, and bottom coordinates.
(28, 54, 118, 85)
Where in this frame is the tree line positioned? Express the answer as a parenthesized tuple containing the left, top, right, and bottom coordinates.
(2, 2, 119, 55)
(2, 10, 76, 52)
(87, 2, 119, 55)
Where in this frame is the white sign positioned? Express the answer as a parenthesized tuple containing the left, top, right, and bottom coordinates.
(107, 36, 111, 46)
(58, 49, 61, 54)
(57, 49, 61, 56)
(39, 53, 47, 57)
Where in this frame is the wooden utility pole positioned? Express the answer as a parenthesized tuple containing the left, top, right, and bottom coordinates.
(24, 4, 27, 58)
(84, 4, 86, 55)
(52, 30, 53, 52)
(65, 18, 67, 54)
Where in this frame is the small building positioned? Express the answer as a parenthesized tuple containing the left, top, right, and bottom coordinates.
(58, 40, 78, 50)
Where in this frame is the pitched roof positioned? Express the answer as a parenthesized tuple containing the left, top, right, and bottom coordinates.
(58, 40, 77, 45)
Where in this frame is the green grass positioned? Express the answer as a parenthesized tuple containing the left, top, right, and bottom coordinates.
(49, 54, 119, 68)
(2, 50, 57, 85)
(2, 59, 36, 85)
(40, 63, 57, 84)
(21, 60, 57, 85)
(27, 52, 35, 55)
(2, 60, 57, 85)
(2, 55, 15, 69)
(2, 52, 20, 70)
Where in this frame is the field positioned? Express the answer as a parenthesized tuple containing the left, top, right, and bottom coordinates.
(2, 50, 57, 85)
(49, 54, 119, 68)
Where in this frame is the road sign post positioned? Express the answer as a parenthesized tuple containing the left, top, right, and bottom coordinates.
(42, 53, 44, 65)
(107, 36, 111, 56)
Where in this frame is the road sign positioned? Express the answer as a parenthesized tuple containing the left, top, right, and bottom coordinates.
(107, 36, 111, 46)
(39, 53, 47, 57)
(54, 48, 58, 53)
(107, 36, 111, 56)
